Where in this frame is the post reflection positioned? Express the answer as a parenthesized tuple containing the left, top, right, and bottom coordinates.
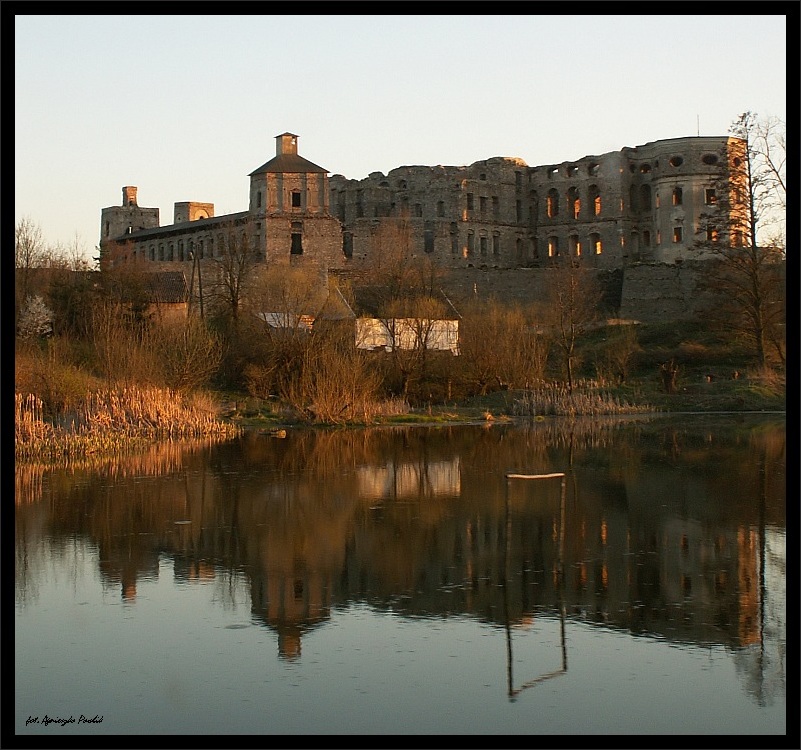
(504, 472, 568, 701)
(15, 418, 786, 704)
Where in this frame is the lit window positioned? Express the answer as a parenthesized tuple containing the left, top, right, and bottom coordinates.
(672, 187, 683, 206)
(547, 189, 559, 218)
(567, 187, 580, 219)
(673, 227, 683, 243)
(707, 227, 719, 243)
(705, 189, 717, 205)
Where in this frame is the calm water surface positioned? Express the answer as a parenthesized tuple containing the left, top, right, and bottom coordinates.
(15, 415, 786, 736)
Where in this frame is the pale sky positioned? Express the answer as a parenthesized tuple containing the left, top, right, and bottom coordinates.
(14, 13, 788, 262)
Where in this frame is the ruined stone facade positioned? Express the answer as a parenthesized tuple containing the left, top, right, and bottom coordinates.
(99, 133, 344, 271)
(329, 135, 749, 270)
(99, 133, 749, 320)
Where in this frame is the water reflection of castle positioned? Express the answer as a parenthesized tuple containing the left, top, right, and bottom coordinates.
(16, 424, 784, 686)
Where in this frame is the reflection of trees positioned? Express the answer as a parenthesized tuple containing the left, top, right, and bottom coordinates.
(15, 438, 230, 505)
(15, 418, 785, 698)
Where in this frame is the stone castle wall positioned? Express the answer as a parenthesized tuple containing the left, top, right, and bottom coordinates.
(404, 262, 713, 323)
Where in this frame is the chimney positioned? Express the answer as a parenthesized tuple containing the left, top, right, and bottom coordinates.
(122, 186, 138, 207)
(275, 133, 299, 157)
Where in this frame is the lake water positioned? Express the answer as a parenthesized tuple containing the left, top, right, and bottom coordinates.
(14, 414, 787, 737)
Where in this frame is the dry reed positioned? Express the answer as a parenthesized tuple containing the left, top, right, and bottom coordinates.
(15, 388, 241, 462)
(512, 380, 653, 417)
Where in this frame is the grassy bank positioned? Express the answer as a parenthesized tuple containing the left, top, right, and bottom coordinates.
(215, 364, 785, 430)
(15, 387, 242, 461)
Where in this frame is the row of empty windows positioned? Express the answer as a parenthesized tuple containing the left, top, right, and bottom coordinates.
(547, 234, 604, 257)
(544, 185, 718, 219)
(338, 184, 722, 225)
(629, 153, 722, 173)
(255, 190, 302, 209)
(545, 162, 601, 179)
(134, 223, 310, 261)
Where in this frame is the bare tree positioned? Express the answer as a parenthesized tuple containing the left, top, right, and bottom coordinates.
(545, 261, 603, 393)
(241, 264, 328, 399)
(205, 219, 259, 326)
(376, 294, 451, 398)
(696, 113, 786, 368)
(15, 217, 48, 330)
(594, 323, 641, 384)
(730, 112, 786, 248)
(459, 298, 549, 395)
(147, 316, 224, 392)
(359, 215, 445, 300)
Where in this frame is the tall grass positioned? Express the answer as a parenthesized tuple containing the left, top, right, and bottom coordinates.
(15, 387, 241, 461)
(512, 379, 653, 417)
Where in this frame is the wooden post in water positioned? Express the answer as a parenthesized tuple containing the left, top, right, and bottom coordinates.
(504, 471, 568, 699)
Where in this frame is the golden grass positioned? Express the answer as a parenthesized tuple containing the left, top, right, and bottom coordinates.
(512, 380, 653, 417)
(15, 387, 242, 461)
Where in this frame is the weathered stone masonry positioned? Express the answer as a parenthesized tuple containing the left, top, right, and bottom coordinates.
(328, 135, 748, 270)
(99, 132, 749, 320)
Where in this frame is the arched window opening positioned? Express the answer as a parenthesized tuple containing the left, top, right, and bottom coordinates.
(629, 185, 638, 213)
(546, 189, 559, 218)
(672, 186, 683, 205)
(569, 235, 581, 256)
(640, 184, 652, 211)
(548, 236, 559, 257)
(567, 187, 580, 220)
